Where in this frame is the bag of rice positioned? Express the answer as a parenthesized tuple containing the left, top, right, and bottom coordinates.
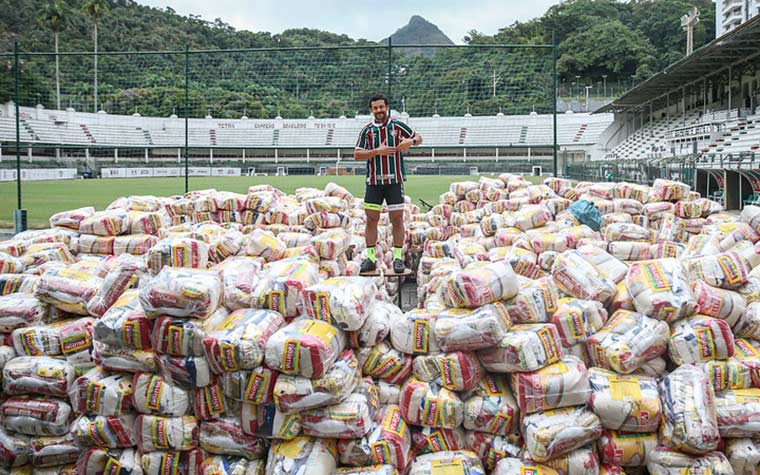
(139, 268, 222, 319)
(522, 406, 602, 463)
(511, 356, 590, 414)
(587, 368, 661, 432)
(264, 319, 345, 379)
(625, 259, 696, 323)
(399, 377, 464, 429)
(478, 324, 562, 373)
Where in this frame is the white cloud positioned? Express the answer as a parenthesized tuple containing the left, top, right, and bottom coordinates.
(137, 0, 559, 44)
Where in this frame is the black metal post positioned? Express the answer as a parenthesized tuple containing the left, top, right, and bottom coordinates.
(14, 41, 21, 209)
(387, 37, 392, 107)
(184, 46, 189, 194)
(552, 31, 558, 177)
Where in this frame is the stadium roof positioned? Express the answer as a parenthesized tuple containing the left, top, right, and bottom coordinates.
(595, 15, 760, 114)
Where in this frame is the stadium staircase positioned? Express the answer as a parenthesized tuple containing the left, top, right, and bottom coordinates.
(141, 129, 154, 146)
(272, 129, 280, 146)
(519, 125, 528, 144)
(702, 115, 760, 158)
(20, 120, 40, 141)
(209, 129, 217, 146)
(574, 124, 587, 143)
(80, 124, 96, 143)
(458, 127, 467, 145)
(325, 129, 334, 146)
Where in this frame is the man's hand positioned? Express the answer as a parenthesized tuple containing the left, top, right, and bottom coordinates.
(374, 141, 396, 157)
(396, 138, 414, 154)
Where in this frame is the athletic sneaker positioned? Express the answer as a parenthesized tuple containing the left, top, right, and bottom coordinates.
(393, 259, 405, 274)
(360, 258, 377, 274)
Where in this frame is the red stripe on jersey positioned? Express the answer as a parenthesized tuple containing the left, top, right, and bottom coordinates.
(368, 128, 376, 185)
(379, 124, 389, 185)
(393, 123, 403, 183)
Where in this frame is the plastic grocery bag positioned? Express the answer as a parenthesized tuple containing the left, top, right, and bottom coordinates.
(265, 436, 337, 475)
(252, 258, 320, 318)
(200, 418, 268, 459)
(506, 277, 559, 323)
(478, 323, 562, 373)
(399, 377, 464, 429)
(659, 364, 720, 454)
(725, 438, 760, 475)
(714, 388, 760, 437)
(587, 368, 661, 432)
(0, 397, 72, 436)
(586, 310, 670, 374)
(440, 261, 519, 308)
(302, 277, 377, 331)
(35, 265, 103, 315)
(216, 255, 263, 310)
(434, 302, 512, 352)
(625, 259, 696, 323)
(346, 299, 396, 349)
(647, 446, 733, 475)
(552, 251, 616, 302)
(493, 458, 560, 475)
(408, 451, 485, 475)
(2, 356, 75, 397)
(69, 367, 133, 416)
(71, 414, 136, 448)
(693, 280, 746, 326)
(568, 200, 602, 232)
(690, 251, 752, 290)
(139, 267, 222, 319)
(522, 406, 602, 462)
(300, 378, 378, 438)
(460, 373, 519, 436)
(147, 237, 209, 274)
(141, 449, 203, 475)
(389, 308, 441, 355)
(132, 372, 192, 416)
(668, 316, 735, 364)
(135, 415, 198, 452)
(220, 366, 278, 405)
(551, 299, 608, 347)
(511, 356, 591, 414)
(264, 319, 346, 379)
(358, 341, 413, 384)
(413, 352, 483, 392)
(336, 404, 411, 471)
(597, 431, 657, 467)
(76, 448, 143, 475)
(94, 289, 152, 350)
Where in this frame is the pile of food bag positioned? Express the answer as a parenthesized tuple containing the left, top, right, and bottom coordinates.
(4, 176, 760, 475)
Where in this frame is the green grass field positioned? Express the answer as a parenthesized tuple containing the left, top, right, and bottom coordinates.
(0, 174, 543, 228)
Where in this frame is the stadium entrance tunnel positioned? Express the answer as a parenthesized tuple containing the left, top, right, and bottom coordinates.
(721, 170, 757, 211)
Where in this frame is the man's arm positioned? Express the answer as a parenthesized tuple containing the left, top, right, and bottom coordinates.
(354, 142, 396, 161)
(396, 133, 423, 153)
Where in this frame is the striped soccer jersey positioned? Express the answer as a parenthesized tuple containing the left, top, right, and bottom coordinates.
(355, 117, 417, 185)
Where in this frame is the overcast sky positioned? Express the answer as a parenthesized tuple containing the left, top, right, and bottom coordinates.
(137, 0, 560, 44)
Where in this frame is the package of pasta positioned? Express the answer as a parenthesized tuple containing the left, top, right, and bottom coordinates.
(34, 265, 103, 315)
(131, 372, 191, 418)
(215, 256, 262, 311)
(93, 290, 151, 350)
(303, 211, 350, 231)
(220, 365, 278, 405)
(597, 431, 656, 467)
(0, 292, 46, 332)
(492, 458, 559, 475)
(358, 341, 413, 384)
(434, 302, 512, 352)
(669, 316, 735, 365)
(460, 376, 519, 436)
(586, 310, 669, 374)
(651, 179, 690, 202)
(625, 259, 696, 323)
(206, 231, 244, 265)
(337, 404, 411, 470)
(199, 419, 268, 459)
(713, 388, 760, 437)
(527, 446, 601, 475)
(647, 446, 733, 475)
(71, 414, 136, 448)
(300, 379, 378, 438)
(273, 348, 360, 414)
(346, 299, 395, 349)
(302, 277, 377, 331)
(440, 261, 519, 308)
(0, 251, 25, 274)
(0, 397, 72, 436)
(389, 308, 441, 355)
(413, 352, 482, 392)
(398, 377, 463, 429)
(522, 406, 603, 463)
(408, 450, 485, 475)
(506, 278, 559, 324)
(252, 258, 319, 318)
(264, 319, 345, 379)
(76, 447, 143, 475)
(77, 234, 115, 255)
(155, 354, 212, 389)
(93, 340, 157, 373)
(511, 356, 590, 415)
(141, 449, 204, 475)
(478, 323, 562, 373)
(411, 426, 467, 457)
(551, 299, 608, 347)
(551, 251, 616, 303)
(69, 367, 133, 416)
(146, 237, 209, 274)
(2, 356, 75, 397)
(693, 280, 746, 326)
(203, 308, 285, 374)
(725, 438, 760, 475)
(139, 267, 222, 319)
(79, 209, 129, 236)
(135, 415, 199, 452)
(660, 364, 720, 454)
(21, 243, 76, 273)
(310, 228, 351, 261)
(587, 368, 661, 432)
(266, 436, 337, 475)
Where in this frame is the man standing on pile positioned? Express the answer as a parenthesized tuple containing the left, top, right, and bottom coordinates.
(354, 93, 423, 274)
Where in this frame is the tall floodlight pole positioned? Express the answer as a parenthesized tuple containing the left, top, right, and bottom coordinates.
(681, 7, 700, 55)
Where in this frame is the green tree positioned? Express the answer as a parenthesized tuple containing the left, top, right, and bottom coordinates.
(82, 0, 110, 112)
(37, 0, 69, 110)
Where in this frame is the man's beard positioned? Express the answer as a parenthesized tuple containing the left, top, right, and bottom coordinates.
(374, 112, 386, 122)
